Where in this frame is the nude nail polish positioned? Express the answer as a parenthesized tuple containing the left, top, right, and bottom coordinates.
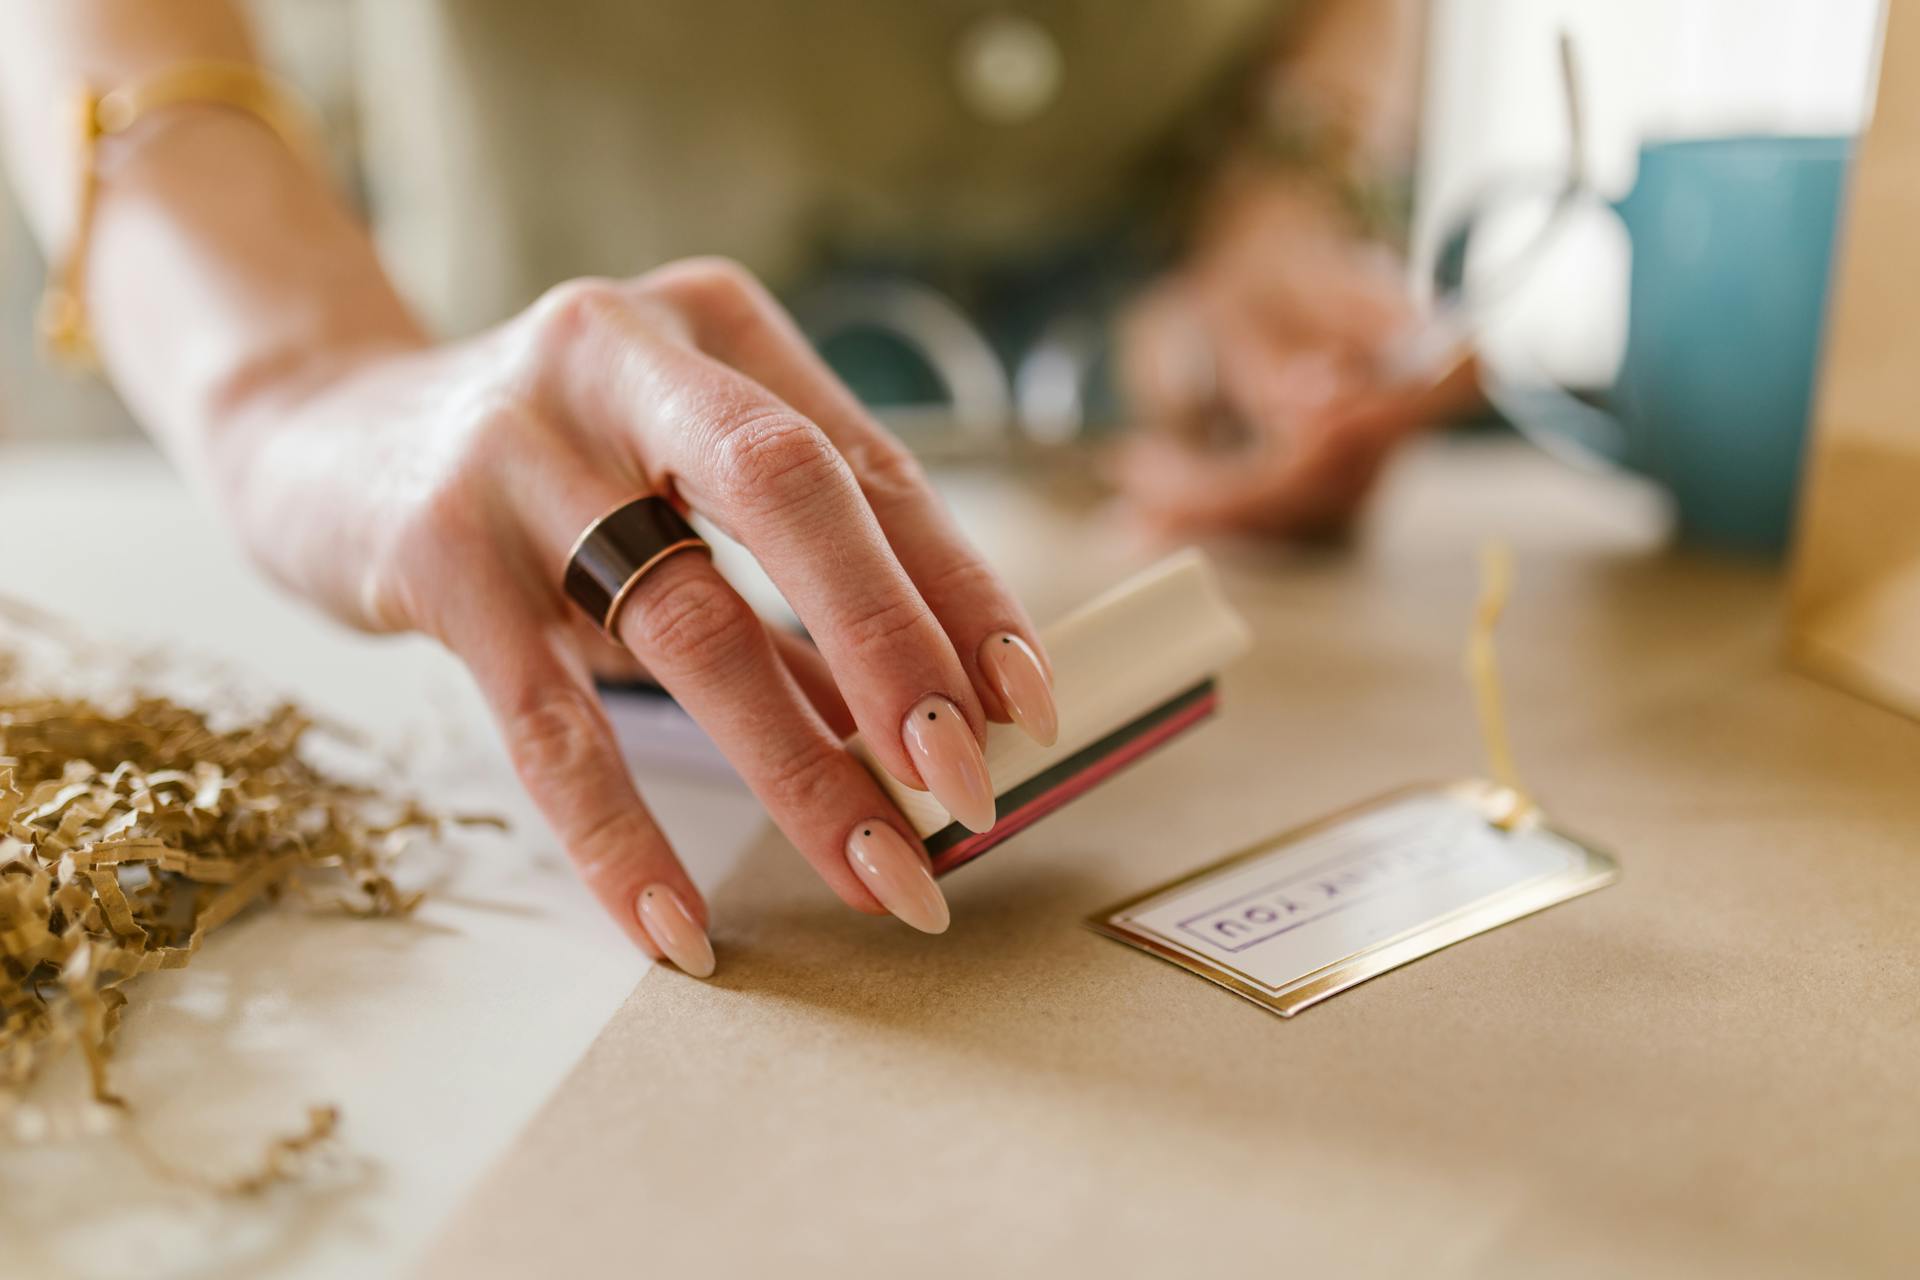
(636, 885, 716, 978)
(901, 695, 996, 833)
(846, 822, 950, 934)
(979, 632, 1058, 747)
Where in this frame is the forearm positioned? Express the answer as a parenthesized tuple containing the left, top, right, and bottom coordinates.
(1267, 0, 1426, 174)
(0, 2, 426, 594)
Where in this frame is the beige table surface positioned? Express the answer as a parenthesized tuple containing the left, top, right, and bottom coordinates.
(6, 437, 1915, 1278)
(418, 436, 1920, 1280)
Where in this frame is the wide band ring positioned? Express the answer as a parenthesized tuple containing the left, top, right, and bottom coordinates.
(563, 495, 710, 634)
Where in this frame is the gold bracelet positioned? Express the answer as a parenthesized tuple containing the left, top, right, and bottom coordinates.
(37, 61, 319, 369)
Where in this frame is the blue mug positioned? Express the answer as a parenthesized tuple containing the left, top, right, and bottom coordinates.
(1444, 135, 1852, 555)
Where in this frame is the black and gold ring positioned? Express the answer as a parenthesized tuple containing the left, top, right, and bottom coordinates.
(562, 495, 710, 634)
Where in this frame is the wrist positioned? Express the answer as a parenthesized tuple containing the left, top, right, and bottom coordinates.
(1235, 84, 1413, 245)
(207, 340, 435, 634)
(1189, 162, 1387, 280)
(72, 103, 431, 571)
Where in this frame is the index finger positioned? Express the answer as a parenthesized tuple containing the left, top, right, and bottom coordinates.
(643, 261, 1059, 745)
(541, 284, 999, 833)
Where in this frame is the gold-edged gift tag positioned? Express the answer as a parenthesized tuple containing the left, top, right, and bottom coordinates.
(1090, 545, 1618, 1017)
(1088, 779, 1617, 1017)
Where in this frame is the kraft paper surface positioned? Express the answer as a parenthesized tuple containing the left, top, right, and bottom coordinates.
(422, 443, 1920, 1278)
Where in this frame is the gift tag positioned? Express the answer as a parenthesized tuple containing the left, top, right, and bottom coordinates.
(1088, 780, 1617, 1017)
(1090, 545, 1619, 1017)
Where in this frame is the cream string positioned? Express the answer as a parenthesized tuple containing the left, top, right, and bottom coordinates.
(1467, 541, 1536, 829)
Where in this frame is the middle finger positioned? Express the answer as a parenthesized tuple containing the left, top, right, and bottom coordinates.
(640, 263, 1058, 747)
(543, 290, 997, 832)
(612, 548, 950, 933)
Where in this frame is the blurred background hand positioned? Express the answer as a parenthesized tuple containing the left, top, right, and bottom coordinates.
(1109, 0, 1484, 542)
(1088, 0, 1483, 542)
(1115, 162, 1474, 540)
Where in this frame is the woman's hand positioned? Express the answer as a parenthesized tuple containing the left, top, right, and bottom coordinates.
(0, 7, 1052, 976)
(1115, 170, 1479, 539)
(229, 258, 1058, 975)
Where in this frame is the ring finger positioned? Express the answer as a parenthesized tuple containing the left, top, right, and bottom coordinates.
(536, 470, 954, 934)
(541, 285, 1001, 832)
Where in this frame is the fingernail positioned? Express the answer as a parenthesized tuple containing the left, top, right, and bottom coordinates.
(636, 885, 716, 978)
(979, 633, 1058, 747)
(901, 695, 996, 833)
(846, 822, 950, 934)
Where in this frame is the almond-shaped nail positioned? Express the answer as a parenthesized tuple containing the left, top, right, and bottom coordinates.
(901, 695, 996, 833)
(636, 885, 716, 978)
(846, 822, 950, 934)
(979, 632, 1058, 747)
